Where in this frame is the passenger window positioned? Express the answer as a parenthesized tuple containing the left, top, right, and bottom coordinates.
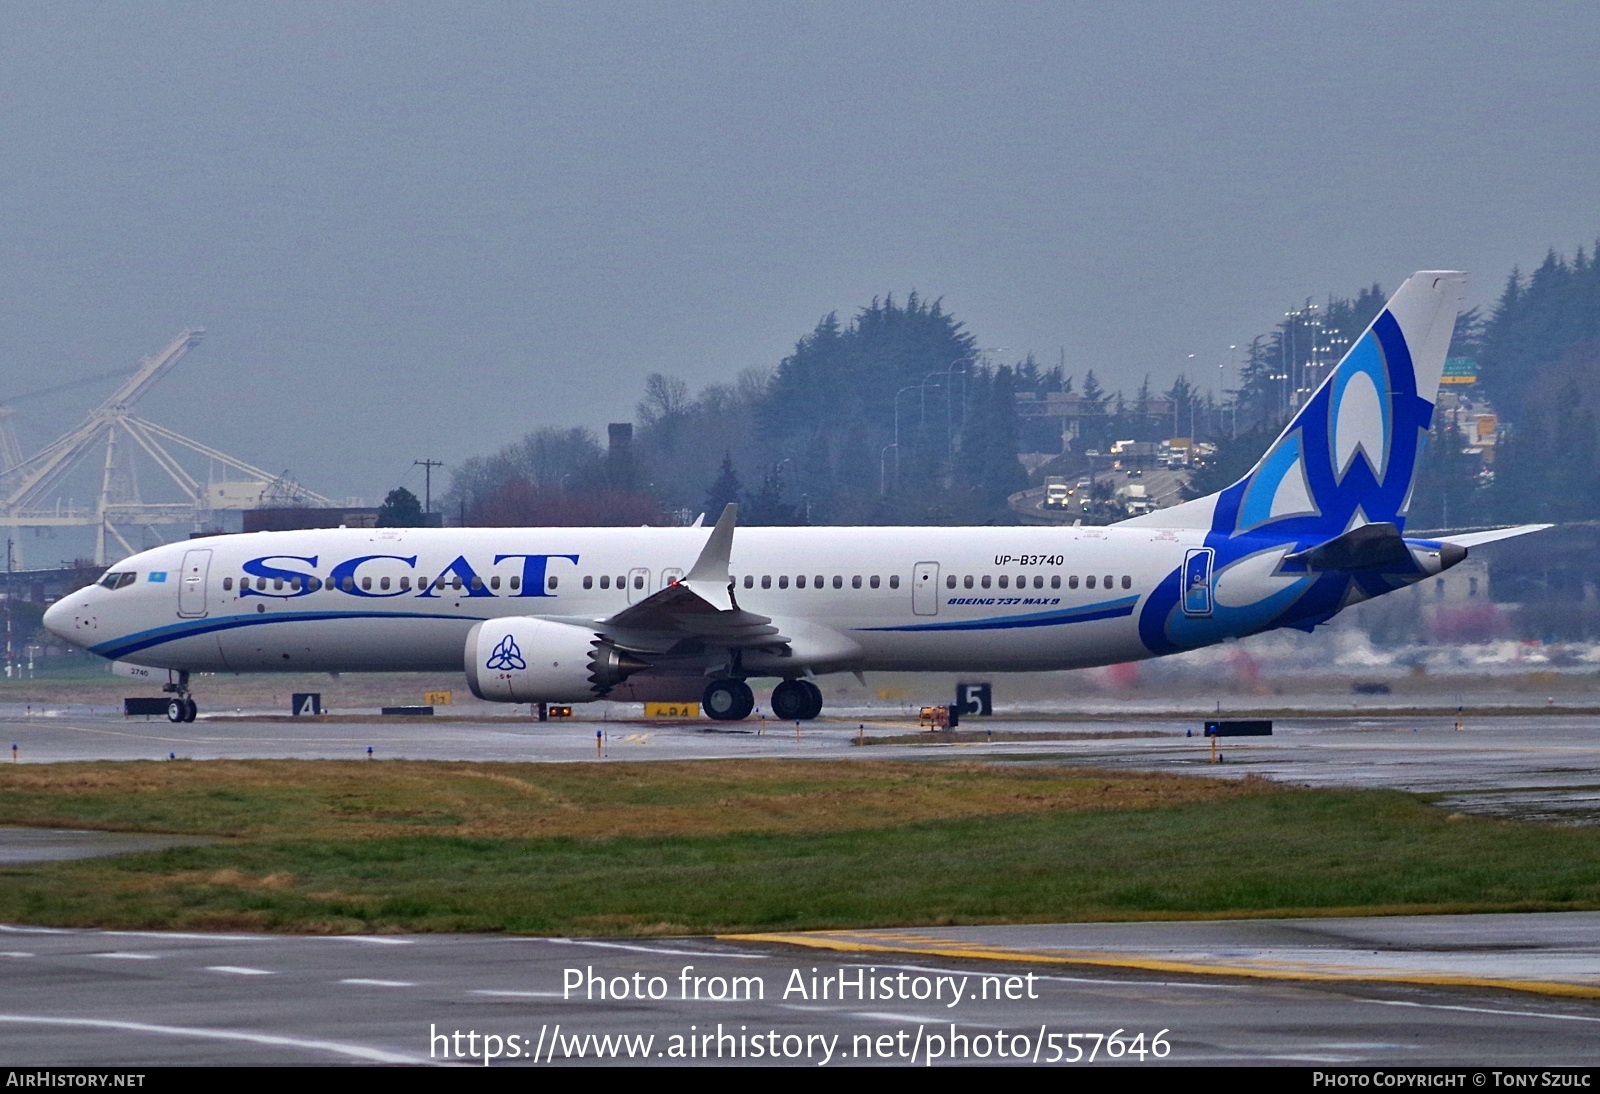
(549, 576, 559, 590)
(1121, 575, 1132, 589)
(744, 575, 754, 589)
(584, 576, 593, 589)
(223, 577, 233, 591)
(1069, 576, 1079, 589)
(889, 575, 900, 589)
(1051, 575, 1060, 589)
(1103, 574, 1112, 588)
(779, 576, 789, 589)
(361, 577, 372, 591)
(869, 575, 880, 589)
(274, 577, 284, 591)
(946, 575, 956, 589)
(797, 575, 807, 589)
(981, 575, 991, 589)
(761, 575, 772, 589)
(616, 576, 624, 589)
(342, 577, 354, 591)
(998, 575, 1009, 589)
(490, 576, 501, 590)
(852, 575, 862, 589)
(310, 577, 322, 592)
(1033, 576, 1043, 589)
(470, 576, 482, 591)
(399, 577, 409, 591)
(451, 576, 463, 590)
(833, 575, 843, 589)
(1086, 575, 1097, 589)
(257, 577, 268, 591)
(379, 576, 390, 591)
(600, 575, 610, 589)
(963, 575, 973, 589)
(814, 575, 823, 588)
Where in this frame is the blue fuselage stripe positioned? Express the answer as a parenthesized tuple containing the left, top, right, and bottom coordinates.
(859, 595, 1139, 633)
(90, 611, 485, 660)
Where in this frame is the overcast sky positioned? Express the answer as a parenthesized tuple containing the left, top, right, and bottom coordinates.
(1, 2, 1597, 505)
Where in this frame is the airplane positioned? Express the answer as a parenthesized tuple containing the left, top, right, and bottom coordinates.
(44, 271, 1548, 724)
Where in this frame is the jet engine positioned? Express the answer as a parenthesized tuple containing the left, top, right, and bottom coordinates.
(464, 619, 647, 703)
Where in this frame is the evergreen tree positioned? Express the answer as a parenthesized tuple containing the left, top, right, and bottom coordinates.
(375, 487, 425, 528)
(703, 452, 742, 516)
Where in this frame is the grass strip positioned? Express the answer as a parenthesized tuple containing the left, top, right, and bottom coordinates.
(2, 761, 1599, 935)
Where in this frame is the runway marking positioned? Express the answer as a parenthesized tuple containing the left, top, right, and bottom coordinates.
(0, 924, 73, 934)
(1365, 998, 1600, 1024)
(89, 952, 159, 960)
(541, 938, 766, 960)
(0, 1014, 430, 1064)
(107, 930, 272, 942)
(206, 966, 275, 976)
(0, 952, 34, 958)
(727, 931, 1600, 1001)
(471, 990, 565, 998)
(339, 978, 416, 987)
(323, 935, 414, 945)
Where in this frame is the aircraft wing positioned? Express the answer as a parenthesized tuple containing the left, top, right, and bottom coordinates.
(596, 504, 790, 652)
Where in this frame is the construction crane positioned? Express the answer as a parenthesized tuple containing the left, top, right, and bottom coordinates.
(0, 330, 335, 566)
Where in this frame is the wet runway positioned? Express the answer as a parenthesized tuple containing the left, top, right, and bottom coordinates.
(5, 916, 1600, 1066)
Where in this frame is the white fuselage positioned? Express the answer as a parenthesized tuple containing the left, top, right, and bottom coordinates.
(45, 523, 1216, 678)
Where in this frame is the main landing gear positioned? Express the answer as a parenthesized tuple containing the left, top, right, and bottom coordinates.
(701, 678, 824, 721)
(770, 678, 823, 722)
(163, 670, 198, 723)
(702, 678, 755, 721)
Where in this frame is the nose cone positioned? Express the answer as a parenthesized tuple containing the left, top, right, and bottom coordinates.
(43, 596, 86, 647)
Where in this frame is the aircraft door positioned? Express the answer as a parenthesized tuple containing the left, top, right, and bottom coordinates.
(1182, 548, 1214, 617)
(626, 566, 651, 604)
(178, 548, 212, 618)
(912, 561, 940, 616)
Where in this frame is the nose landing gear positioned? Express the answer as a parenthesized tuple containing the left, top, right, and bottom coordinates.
(163, 671, 198, 723)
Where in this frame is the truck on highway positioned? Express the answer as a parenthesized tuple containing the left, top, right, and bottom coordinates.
(1120, 481, 1154, 516)
(1043, 476, 1073, 509)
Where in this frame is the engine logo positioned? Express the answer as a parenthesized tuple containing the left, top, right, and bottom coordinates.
(486, 634, 526, 671)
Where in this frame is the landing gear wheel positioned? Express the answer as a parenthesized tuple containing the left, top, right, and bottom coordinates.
(797, 679, 823, 720)
(183, 697, 198, 723)
(771, 679, 823, 721)
(167, 698, 186, 723)
(703, 679, 754, 721)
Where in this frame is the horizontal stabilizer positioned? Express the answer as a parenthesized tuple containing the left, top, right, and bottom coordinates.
(1434, 523, 1554, 549)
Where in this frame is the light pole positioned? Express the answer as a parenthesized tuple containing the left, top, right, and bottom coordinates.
(892, 384, 923, 485)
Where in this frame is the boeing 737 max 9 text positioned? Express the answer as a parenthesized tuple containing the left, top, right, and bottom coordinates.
(44, 272, 1548, 722)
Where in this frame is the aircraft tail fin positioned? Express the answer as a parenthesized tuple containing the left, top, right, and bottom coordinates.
(1121, 271, 1468, 543)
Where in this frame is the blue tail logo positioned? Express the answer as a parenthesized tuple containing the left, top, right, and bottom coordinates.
(1136, 272, 1466, 652)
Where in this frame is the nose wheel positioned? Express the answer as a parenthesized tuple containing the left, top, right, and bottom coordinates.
(163, 671, 198, 722)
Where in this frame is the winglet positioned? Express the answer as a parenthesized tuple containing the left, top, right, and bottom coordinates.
(681, 503, 738, 611)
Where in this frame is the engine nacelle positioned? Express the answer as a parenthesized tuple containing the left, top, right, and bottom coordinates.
(464, 618, 647, 703)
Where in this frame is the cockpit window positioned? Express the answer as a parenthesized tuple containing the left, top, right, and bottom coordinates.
(97, 571, 137, 590)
